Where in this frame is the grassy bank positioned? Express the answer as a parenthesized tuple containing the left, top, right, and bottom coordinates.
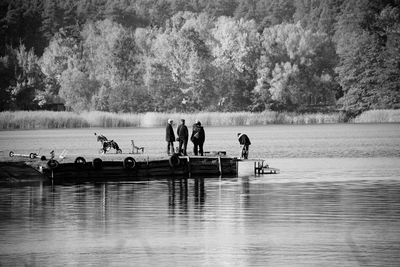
(0, 109, 398, 130)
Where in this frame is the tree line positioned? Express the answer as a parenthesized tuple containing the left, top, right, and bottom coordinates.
(0, 0, 399, 117)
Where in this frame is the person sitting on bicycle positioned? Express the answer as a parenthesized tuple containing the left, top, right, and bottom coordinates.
(95, 133, 108, 152)
(238, 133, 251, 159)
(95, 132, 108, 142)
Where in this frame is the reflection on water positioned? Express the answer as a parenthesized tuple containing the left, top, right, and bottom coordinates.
(1, 158, 400, 266)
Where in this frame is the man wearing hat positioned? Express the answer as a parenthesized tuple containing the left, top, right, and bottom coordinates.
(238, 133, 251, 159)
(166, 119, 175, 155)
(177, 119, 189, 155)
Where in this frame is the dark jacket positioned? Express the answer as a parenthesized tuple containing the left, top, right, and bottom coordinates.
(238, 134, 251, 145)
(190, 124, 205, 144)
(166, 123, 175, 142)
(177, 124, 189, 141)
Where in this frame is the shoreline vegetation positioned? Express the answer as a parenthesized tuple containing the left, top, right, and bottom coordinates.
(0, 110, 399, 130)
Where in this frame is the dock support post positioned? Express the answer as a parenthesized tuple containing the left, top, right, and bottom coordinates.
(186, 156, 191, 178)
(217, 157, 222, 175)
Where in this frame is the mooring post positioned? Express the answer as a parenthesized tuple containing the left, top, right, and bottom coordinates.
(236, 159, 239, 176)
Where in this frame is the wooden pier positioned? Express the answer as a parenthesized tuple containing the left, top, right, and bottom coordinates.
(1, 152, 279, 184)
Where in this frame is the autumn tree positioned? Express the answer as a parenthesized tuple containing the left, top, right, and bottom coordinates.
(39, 29, 82, 107)
(146, 12, 216, 111)
(81, 19, 151, 112)
(211, 16, 260, 111)
(255, 22, 337, 111)
(59, 67, 98, 112)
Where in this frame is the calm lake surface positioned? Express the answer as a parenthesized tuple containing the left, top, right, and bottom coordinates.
(0, 124, 400, 266)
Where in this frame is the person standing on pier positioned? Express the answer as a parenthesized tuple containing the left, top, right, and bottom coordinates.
(238, 133, 251, 159)
(177, 119, 189, 156)
(166, 119, 175, 155)
(191, 120, 205, 156)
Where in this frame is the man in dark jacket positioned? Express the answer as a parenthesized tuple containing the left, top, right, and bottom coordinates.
(177, 119, 189, 155)
(166, 119, 175, 155)
(238, 133, 251, 159)
(190, 120, 205, 156)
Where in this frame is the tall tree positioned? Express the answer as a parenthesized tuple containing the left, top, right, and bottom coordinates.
(294, 0, 343, 36)
(234, 0, 257, 21)
(0, 48, 15, 110)
(1, 0, 46, 56)
(334, 0, 400, 115)
(8, 44, 45, 110)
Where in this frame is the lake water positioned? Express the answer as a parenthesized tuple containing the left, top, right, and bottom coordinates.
(0, 124, 400, 266)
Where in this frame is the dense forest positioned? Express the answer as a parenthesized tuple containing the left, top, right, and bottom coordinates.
(0, 0, 399, 117)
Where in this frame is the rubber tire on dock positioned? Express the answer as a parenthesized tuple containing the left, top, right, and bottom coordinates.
(74, 157, 86, 167)
(92, 158, 103, 170)
(9, 151, 14, 157)
(47, 159, 59, 169)
(169, 153, 181, 168)
(123, 157, 136, 169)
(29, 153, 37, 159)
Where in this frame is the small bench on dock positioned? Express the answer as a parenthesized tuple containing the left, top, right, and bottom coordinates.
(131, 140, 144, 154)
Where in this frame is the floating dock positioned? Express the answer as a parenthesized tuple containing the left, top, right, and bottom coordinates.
(42, 154, 239, 183)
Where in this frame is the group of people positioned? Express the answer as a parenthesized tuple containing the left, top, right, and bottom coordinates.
(166, 119, 205, 156)
(166, 119, 252, 159)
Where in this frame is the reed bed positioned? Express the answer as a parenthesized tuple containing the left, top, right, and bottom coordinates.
(140, 111, 345, 127)
(7, 109, 400, 129)
(353, 109, 400, 123)
(0, 111, 89, 129)
(0, 110, 348, 130)
(82, 111, 143, 127)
